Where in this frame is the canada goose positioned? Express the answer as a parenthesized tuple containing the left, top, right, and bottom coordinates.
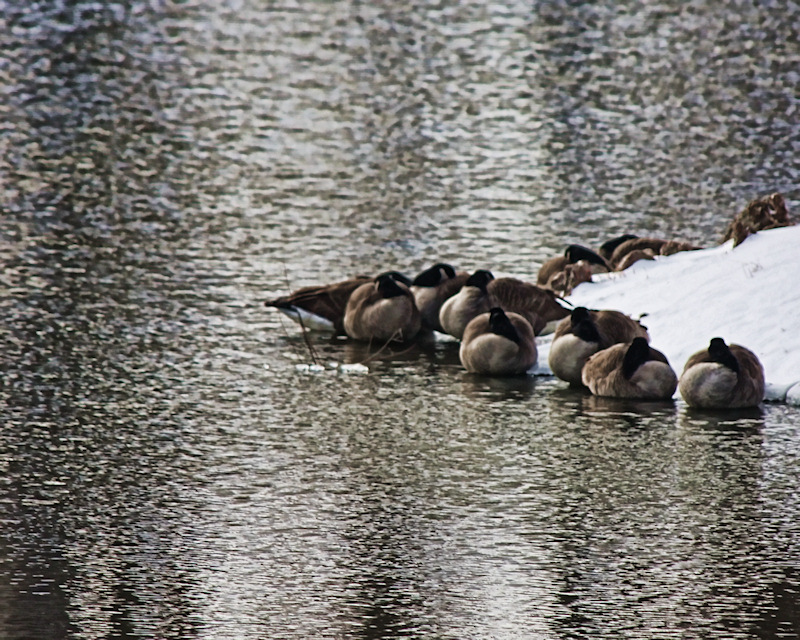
(614, 248, 656, 271)
(459, 308, 538, 376)
(266, 275, 372, 334)
(609, 237, 703, 270)
(545, 262, 594, 298)
(678, 337, 765, 409)
(537, 244, 610, 289)
(438, 269, 493, 339)
(266, 271, 411, 334)
(581, 337, 677, 399)
(548, 306, 650, 386)
(488, 276, 570, 334)
(438, 270, 569, 339)
(721, 192, 792, 246)
(598, 234, 639, 261)
(410, 263, 469, 333)
(343, 273, 421, 343)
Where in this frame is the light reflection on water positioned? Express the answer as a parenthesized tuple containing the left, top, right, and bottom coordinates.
(2, 0, 800, 638)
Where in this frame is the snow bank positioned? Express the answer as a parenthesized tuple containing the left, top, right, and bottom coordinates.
(539, 225, 800, 403)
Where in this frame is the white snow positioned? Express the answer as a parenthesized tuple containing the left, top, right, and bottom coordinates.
(536, 225, 800, 404)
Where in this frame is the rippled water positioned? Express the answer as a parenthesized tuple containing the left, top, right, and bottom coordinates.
(2, 1, 800, 638)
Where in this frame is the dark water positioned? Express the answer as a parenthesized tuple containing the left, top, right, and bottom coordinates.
(2, 1, 800, 638)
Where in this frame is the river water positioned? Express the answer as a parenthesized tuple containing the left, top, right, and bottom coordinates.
(2, 1, 800, 638)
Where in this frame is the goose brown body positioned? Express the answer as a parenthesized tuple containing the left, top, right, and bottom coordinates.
(598, 234, 639, 261)
(678, 338, 765, 409)
(609, 237, 703, 270)
(581, 338, 677, 399)
(488, 277, 570, 333)
(343, 275, 422, 343)
(439, 270, 568, 340)
(410, 263, 469, 333)
(548, 307, 650, 386)
(537, 244, 610, 293)
(459, 308, 538, 376)
(266, 276, 371, 334)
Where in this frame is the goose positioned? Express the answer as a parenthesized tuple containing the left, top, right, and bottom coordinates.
(678, 337, 765, 409)
(544, 261, 594, 298)
(581, 337, 677, 399)
(439, 270, 569, 340)
(459, 308, 538, 376)
(598, 234, 639, 261)
(438, 269, 494, 339)
(608, 236, 703, 270)
(266, 275, 372, 334)
(410, 263, 469, 333)
(548, 306, 650, 386)
(266, 271, 411, 335)
(537, 244, 610, 290)
(343, 273, 421, 343)
(487, 275, 570, 334)
(614, 248, 656, 271)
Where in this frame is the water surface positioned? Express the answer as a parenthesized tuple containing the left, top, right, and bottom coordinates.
(2, 1, 800, 638)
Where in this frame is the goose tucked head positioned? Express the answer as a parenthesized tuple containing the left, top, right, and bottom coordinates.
(412, 263, 457, 287)
(599, 233, 639, 258)
(376, 273, 408, 299)
(622, 337, 651, 379)
(570, 307, 601, 343)
(708, 337, 739, 373)
(465, 269, 494, 292)
(374, 270, 412, 287)
(488, 307, 520, 344)
(565, 244, 608, 267)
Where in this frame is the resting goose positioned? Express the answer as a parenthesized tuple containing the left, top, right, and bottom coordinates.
(548, 306, 650, 386)
(678, 337, 765, 409)
(439, 270, 569, 340)
(266, 275, 372, 334)
(598, 234, 639, 261)
(266, 271, 411, 335)
(609, 236, 703, 270)
(459, 308, 538, 376)
(343, 273, 422, 343)
(438, 269, 493, 339)
(581, 337, 677, 400)
(537, 244, 610, 290)
(410, 263, 469, 333)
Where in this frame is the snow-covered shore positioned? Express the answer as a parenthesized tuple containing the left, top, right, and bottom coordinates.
(537, 225, 800, 404)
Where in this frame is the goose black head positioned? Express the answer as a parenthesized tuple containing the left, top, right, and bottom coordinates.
(708, 337, 739, 373)
(622, 337, 651, 379)
(465, 269, 494, 292)
(565, 244, 608, 267)
(488, 307, 520, 344)
(375, 270, 412, 287)
(599, 234, 639, 258)
(412, 263, 457, 287)
(376, 273, 407, 299)
(570, 307, 601, 343)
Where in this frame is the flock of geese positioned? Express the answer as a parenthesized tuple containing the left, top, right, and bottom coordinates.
(267, 234, 766, 410)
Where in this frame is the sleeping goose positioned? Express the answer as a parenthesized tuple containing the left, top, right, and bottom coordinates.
(410, 263, 469, 333)
(537, 244, 610, 292)
(548, 306, 650, 386)
(581, 337, 677, 400)
(678, 337, 765, 409)
(266, 275, 372, 334)
(598, 234, 639, 261)
(459, 308, 538, 376)
(439, 269, 569, 340)
(343, 273, 421, 343)
(608, 236, 703, 270)
(266, 271, 411, 335)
